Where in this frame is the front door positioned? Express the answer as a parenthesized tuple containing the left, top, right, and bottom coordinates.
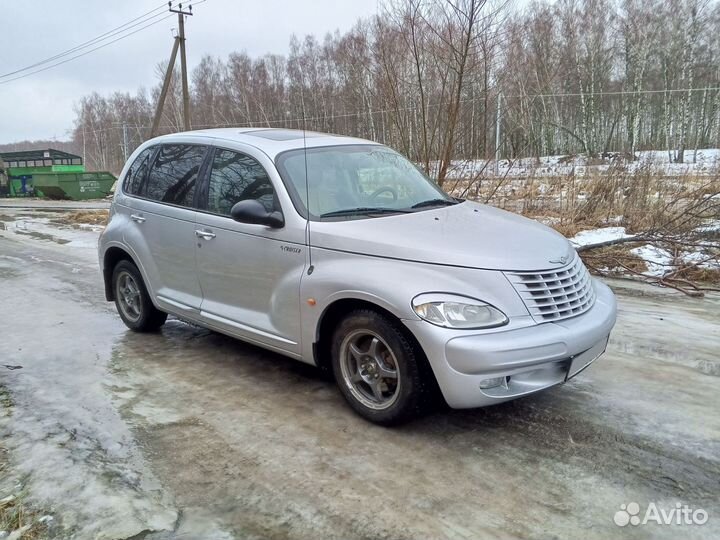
(195, 147, 305, 355)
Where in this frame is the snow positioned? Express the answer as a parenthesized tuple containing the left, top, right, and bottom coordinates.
(569, 227, 632, 248)
(437, 147, 720, 180)
(631, 244, 674, 277)
(682, 250, 719, 269)
(696, 219, 720, 232)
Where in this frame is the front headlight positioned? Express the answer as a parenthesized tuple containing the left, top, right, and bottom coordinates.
(411, 293, 508, 329)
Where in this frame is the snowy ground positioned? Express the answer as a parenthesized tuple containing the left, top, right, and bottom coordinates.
(439, 148, 720, 180)
(569, 227, 632, 248)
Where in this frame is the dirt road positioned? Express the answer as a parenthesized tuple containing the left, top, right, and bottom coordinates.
(0, 209, 718, 539)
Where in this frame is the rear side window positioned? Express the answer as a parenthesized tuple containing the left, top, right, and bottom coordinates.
(145, 144, 206, 206)
(123, 147, 154, 195)
(207, 149, 276, 215)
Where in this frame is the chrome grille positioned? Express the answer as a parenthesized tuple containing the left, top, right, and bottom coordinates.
(505, 254, 596, 322)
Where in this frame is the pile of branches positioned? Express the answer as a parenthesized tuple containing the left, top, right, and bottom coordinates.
(576, 180, 720, 297)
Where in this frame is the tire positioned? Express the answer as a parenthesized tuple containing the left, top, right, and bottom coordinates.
(331, 309, 430, 425)
(112, 260, 167, 332)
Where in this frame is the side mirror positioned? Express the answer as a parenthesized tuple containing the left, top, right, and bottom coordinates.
(230, 199, 284, 228)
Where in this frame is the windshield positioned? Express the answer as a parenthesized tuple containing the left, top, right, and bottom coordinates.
(275, 145, 456, 219)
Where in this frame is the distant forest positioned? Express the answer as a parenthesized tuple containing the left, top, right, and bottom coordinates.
(18, 0, 720, 181)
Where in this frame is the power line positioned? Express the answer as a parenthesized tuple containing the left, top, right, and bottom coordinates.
(0, 0, 206, 86)
(0, 2, 170, 80)
(0, 14, 175, 86)
(501, 87, 720, 99)
(132, 85, 720, 132)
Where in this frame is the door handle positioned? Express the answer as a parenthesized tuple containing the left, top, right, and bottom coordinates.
(195, 229, 216, 240)
(130, 214, 146, 223)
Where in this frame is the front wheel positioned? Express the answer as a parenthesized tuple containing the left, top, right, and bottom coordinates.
(112, 260, 167, 332)
(331, 309, 429, 425)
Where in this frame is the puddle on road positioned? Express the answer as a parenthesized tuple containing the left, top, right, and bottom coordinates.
(14, 228, 71, 244)
(0, 209, 102, 248)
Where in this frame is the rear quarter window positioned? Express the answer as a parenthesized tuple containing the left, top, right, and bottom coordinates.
(144, 144, 207, 207)
(122, 147, 155, 195)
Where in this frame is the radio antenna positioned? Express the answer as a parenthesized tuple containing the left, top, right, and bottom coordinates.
(301, 96, 313, 272)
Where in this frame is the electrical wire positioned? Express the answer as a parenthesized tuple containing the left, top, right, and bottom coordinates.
(0, 14, 175, 86)
(0, 1, 171, 80)
(0, 0, 206, 85)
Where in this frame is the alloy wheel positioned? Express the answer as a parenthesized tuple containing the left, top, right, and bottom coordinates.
(339, 329, 400, 410)
(116, 270, 142, 323)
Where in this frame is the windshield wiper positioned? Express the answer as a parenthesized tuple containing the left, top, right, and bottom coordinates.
(319, 207, 411, 218)
(410, 198, 458, 209)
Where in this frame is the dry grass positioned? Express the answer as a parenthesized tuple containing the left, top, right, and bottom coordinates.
(670, 265, 720, 283)
(52, 210, 108, 226)
(0, 386, 12, 411)
(548, 220, 585, 239)
(579, 245, 649, 276)
(454, 167, 717, 229)
(0, 492, 49, 539)
(453, 168, 720, 289)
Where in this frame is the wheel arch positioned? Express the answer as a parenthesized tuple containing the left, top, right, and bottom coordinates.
(102, 246, 140, 301)
(313, 297, 424, 376)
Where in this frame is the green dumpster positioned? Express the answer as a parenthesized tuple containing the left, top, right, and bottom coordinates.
(29, 171, 116, 200)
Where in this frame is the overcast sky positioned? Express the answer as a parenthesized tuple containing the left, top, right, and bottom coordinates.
(0, 0, 379, 144)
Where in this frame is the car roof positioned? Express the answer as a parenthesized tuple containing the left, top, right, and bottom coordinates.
(149, 128, 382, 159)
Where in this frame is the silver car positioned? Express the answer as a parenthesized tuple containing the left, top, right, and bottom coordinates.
(99, 128, 617, 425)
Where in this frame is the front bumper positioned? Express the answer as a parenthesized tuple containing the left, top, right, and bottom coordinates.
(403, 279, 617, 408)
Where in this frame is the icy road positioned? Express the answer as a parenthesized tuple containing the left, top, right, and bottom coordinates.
(0, 207, 718, 539)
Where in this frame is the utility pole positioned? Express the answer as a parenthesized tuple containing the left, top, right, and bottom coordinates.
(176, 4, 192, 131)
(151, 36, 180, 137)
(494, 92, 502, 177)
(151, 2, 193, 137)
(122, 122, 129, 161)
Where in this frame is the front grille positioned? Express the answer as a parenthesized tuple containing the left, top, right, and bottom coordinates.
(505, 254, 596, 322)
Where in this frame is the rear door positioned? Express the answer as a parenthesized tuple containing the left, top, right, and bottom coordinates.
(194, 146, 306, 355)
(121, 143, 208, 315)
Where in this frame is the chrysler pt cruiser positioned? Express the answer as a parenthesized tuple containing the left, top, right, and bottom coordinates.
(99, 128, 617, 424)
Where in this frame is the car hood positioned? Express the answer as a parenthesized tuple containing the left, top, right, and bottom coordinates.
(309, 201, 575, 272)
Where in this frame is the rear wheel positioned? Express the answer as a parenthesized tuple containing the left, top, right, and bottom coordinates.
(112, 260, 167, 332)
(331, 309, 428, 425)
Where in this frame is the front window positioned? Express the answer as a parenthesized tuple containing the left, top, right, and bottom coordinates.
(207, 149, 276, 215)
(275, 145, 456, 219)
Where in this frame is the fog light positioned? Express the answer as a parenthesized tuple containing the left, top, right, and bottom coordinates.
(479, 376, 505, 389)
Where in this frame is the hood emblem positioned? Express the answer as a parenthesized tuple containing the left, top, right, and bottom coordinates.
(549, 254, 568, 265)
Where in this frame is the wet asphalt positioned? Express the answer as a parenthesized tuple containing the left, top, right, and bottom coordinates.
(0, 208, 718, 539)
